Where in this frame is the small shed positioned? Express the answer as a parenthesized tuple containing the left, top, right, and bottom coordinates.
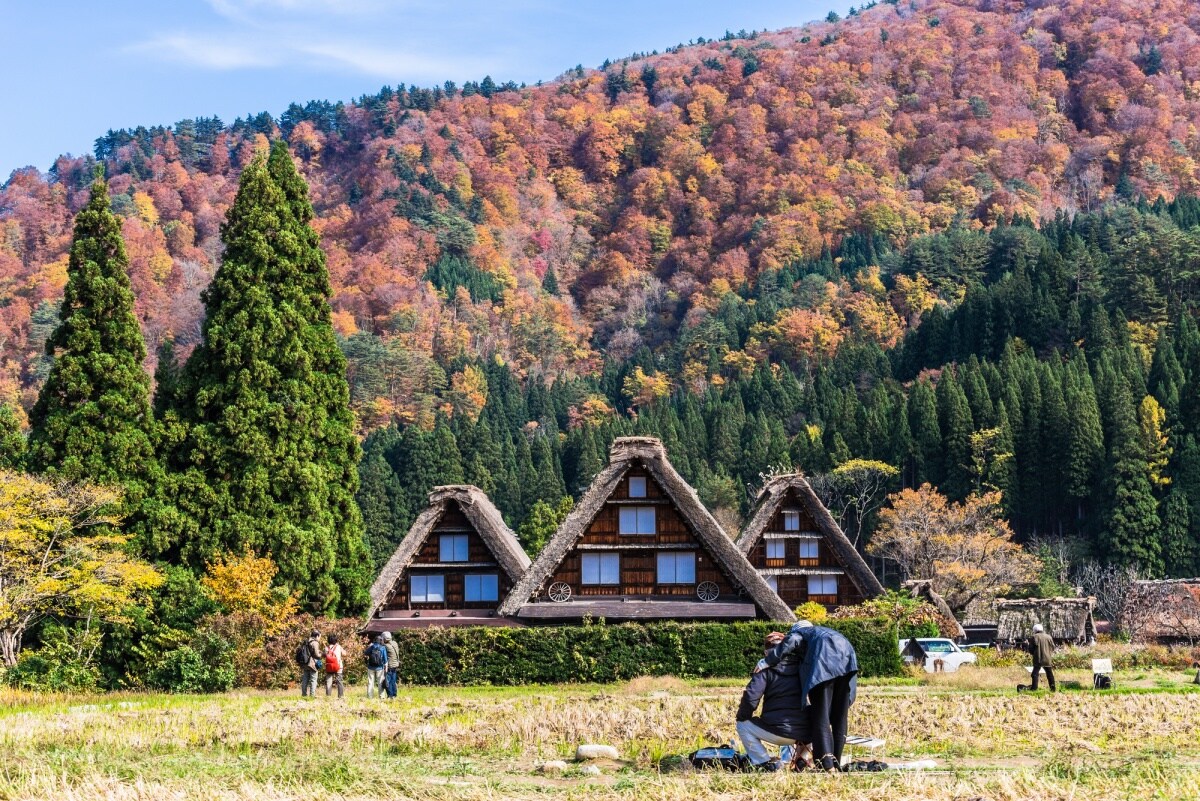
(1126, 579, 1200, 644)
(995, 597, 1097, 645)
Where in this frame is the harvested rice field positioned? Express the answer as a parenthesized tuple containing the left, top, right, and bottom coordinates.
(3, 667, 1199, 801)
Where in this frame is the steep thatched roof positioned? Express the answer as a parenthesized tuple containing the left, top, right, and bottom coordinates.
(365, 485, 529, 620)
(995, 597, 1096, 644)
(902, 580, 967, 640)
(736, 473, 883, 600)
(1127, 579, 1200, 643)
(497, 437, 795, 621)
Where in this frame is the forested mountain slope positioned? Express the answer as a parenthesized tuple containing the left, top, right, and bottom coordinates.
(3, 0, 1200, 419)
(3, 0, 1200, 576)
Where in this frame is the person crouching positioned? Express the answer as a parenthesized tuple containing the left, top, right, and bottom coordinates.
(736, 631, 813, 772)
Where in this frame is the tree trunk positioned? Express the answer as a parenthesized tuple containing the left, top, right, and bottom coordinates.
(0, 628, 22, 667)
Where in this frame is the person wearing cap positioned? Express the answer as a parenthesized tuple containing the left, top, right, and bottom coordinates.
(382, 631, 401, 699)
(1022, 623, 1056, 693)
(736, 631, 813, 771)
(755, 620, 859, 773)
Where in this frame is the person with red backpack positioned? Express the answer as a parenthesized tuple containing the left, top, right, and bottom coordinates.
(324, 633, 346, 699)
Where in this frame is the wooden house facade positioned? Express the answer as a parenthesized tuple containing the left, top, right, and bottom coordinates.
(497, 437, 794, 622)
(364, 485, 531, 630)
(736, 475, 883, 611)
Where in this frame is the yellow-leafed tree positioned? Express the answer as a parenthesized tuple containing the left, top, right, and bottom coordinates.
(0, 470, 162, 666)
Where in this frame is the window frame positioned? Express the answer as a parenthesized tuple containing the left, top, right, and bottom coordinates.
(411, 574, 445, 603)
(798, 540, 819, 559)
(656, 551, 697, 584)
(807, 574, 838, 596)
(627, 476, 647, 498)
(618, 505, 656, 535)
(439, 534, 470, 563)
(581, 553, 620, 585)
(765, 538, 786, 560)
(782, 510, 801, 531)
(464, 573, 499, 603)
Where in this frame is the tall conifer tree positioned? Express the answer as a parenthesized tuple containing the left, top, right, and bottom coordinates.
(0, 404, 25, 469)
(26, 177, 159, 522)
(165, 145, 369, 612)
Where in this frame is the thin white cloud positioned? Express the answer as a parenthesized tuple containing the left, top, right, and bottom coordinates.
(300, 42, 497, 80)
(126, 32, 500, 82)
(126, 34, 281, 70)
(206, 0, 399, 20)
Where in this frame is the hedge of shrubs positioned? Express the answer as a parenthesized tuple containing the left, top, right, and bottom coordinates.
(384, 618, 904, 685)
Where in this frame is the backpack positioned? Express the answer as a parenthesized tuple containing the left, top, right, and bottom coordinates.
(325, 646, 341, 673)
(367, 643, 387, 669)
(688, 745, 750, 772)
(294, 641, 311, 667)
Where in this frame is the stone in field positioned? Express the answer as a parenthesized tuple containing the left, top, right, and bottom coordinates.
(576, 744, 619, 760)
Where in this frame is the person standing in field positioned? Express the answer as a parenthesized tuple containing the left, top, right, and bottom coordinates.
(324, 633, 346, 699)
(383, 631, 400, 699)
(365, 635, 388, 699)
(299, 628, 321, 697)
(756, 620, 859, 773)
(1020, 623, 1057, 693)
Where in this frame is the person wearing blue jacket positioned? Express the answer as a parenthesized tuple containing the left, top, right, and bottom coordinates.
(755, 620, 859, 773)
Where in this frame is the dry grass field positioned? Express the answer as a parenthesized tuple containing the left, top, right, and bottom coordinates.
(3, 667, 1200, 801)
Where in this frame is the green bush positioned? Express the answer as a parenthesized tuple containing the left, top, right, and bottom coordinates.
(4, 623, 102, 691)
(387, 619, 903, 685)
(145, 630, 236, 693)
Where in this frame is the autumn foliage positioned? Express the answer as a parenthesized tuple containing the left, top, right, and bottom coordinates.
(3, 0, 1200, 427)
(869, 484, 1041, 613)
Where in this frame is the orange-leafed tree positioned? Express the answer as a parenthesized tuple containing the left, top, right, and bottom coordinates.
(869, 484, 1040, 613)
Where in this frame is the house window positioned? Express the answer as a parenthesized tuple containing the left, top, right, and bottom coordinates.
(628, 476, 647, 498)
(765, 538, 786, 559)
(582, 553, 620, 585)
(619, 506, 656, 535)
(808, 575, 838, 596)
(411, 575, 445, 603)
(799, 540, 819, 559)
(440, 534, 469, 562)
(464, 574, 499, 603)
(782, 510, 800, 531)
(765, 576, 779, 593)
(657, 552, 696, 584)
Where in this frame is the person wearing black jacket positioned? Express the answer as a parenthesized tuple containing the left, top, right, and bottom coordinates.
(300, 629, 321, 697)
(756, 620, 859, 773)
(737, 632, 812, 771)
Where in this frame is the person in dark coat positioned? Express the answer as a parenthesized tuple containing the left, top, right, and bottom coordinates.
(756, 620, 859, 773)
(736, 632, 813, 771)
(1021, 623, 1056, 692)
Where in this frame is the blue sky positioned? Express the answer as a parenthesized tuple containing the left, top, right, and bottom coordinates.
(0, 1, 854, 177)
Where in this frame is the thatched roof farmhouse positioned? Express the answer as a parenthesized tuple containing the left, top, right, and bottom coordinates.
(364, 485, 531, 630)
(497, 437, 795, 622)
(736, 473, 883, 610)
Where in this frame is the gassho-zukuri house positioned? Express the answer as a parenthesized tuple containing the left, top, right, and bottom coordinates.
(366, 437, 885, 629)
(364, 485, 532, 630)
(735, 473, 883, 609)
(498, 437, 794, 623)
